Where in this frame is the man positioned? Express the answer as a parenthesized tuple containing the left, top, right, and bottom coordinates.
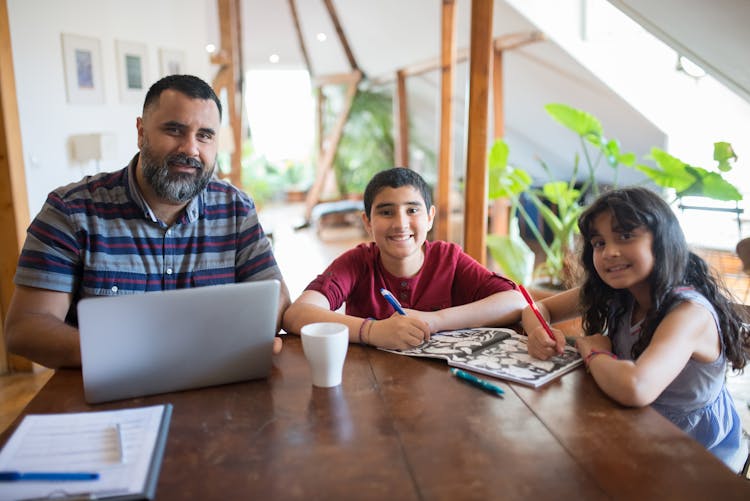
(4, 74, 290, 368)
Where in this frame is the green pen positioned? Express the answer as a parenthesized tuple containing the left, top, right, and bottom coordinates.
(450, 368, 504, 397)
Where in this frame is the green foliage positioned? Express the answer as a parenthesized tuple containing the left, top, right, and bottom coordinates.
(232, 140, 285, 208)
(634, 145, 741, 201)
(331, 88, 395, 196)
(487, 103, 742, 287)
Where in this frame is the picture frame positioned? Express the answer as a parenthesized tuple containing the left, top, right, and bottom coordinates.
(115, 40, 149, 104)
(159, 48, 186, 77)
(61, 34, 105, 105)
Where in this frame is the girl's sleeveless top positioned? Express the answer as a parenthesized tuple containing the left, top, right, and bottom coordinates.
(609, 287, 746, 471)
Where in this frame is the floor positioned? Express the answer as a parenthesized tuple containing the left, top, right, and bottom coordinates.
(1, 201, 749, 448)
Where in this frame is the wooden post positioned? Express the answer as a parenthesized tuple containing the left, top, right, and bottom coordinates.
(304, 71, 362, 223)
(463, 0, 493, 265)
(489, 46, 510, 237)
(395, 70, 409, 167)
(436, 0, 456, 242)
(213, 0, 243, 188)
(0, 0, 32, 373)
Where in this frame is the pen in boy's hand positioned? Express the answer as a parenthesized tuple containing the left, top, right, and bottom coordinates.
(380, 288, 406, 315)
(518, 284, 557, 342)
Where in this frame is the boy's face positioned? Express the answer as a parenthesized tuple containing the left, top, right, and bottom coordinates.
(362, 185, 435, 264)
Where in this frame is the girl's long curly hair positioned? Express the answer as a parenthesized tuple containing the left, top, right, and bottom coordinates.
(577, 187, 749, 370)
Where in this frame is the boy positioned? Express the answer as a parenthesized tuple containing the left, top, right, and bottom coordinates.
(282, 168, 525, 349)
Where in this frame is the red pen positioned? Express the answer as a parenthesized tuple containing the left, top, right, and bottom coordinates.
(518, 284, 557, 342)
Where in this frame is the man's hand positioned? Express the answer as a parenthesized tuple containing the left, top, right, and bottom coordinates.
(273, 336, 283, 354)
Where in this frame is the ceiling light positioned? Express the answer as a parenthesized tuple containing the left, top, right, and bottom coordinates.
(676, 55, 706, 79)
(269, 54, 280, 64)
(205, 43, 216, 54)
(316, 32, 327, 42)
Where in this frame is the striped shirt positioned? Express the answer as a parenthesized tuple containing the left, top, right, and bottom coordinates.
(14, 154, 283, 324)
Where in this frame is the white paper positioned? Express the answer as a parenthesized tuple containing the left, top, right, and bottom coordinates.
(0, 405, 166, 500)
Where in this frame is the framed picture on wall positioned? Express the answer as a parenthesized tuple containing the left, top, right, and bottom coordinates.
(115, 40, 149, 104)
(61, 34, 105, 105)
(159, 48, 186, 77)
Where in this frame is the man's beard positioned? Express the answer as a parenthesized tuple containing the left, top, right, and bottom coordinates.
(140, 143, 215, 203)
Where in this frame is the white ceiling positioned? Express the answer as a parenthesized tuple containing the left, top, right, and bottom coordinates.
(233, 1, 706, 184)
(607, 0, 750, 103)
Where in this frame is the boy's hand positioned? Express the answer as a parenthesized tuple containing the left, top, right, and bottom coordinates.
(526, 325, 566, 360)
(369, 314, 431, 350)
(401, 308, 440, 333)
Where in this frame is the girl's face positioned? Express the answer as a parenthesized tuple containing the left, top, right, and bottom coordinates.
(589, 211, 655, 294)
(363, 185, 435, 268)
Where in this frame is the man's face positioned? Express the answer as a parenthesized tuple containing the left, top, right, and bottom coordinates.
(137, 89, 221, 203)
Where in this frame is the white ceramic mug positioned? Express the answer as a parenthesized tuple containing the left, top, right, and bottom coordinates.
(300, 322, 349, 388)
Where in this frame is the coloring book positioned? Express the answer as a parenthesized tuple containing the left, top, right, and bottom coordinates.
(380, 327, 583, 388)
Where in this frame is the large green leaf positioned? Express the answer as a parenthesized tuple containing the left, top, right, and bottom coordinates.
(545, 103, 603, 139)
(634, 148, 695, 190)
(486, 233, 534, 285)
(678, 167, 742, 201)
(488, 139, 532, 200)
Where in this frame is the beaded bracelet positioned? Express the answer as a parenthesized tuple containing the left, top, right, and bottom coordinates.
(365, 318, 375, 345)
(584, 349, 618, 369)
(358, 318, 374, 345)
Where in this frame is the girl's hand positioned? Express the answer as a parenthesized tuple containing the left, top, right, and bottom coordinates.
(368, 313, 431, 350)
(575, 334, 612, 360)
(527, 325, 566, 360)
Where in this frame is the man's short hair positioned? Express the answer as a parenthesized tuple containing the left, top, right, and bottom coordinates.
(143, 74, 222, 119)
(363, 167, 433, 218)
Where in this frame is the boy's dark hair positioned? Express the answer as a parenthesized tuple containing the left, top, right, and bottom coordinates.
(143, 75, 222, 119)
(363, 168, 433, 219)
(577, 186, 749, 369)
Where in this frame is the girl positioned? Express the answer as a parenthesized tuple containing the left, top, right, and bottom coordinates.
(522, 187, 750, 472)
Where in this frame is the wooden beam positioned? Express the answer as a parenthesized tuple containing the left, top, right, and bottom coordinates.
(436, 0, 456, 242)
(322, 0, 360, 72)
(489, 47, 510, 237)
(312, 72, 361, 87)
(371, 31, 543, 84)
(288, 0, 314, 77)
(316, 87, 325, 158)
(395, 70, 409, 167)
(213, 0, 243, 188)
(304, 70, 362, 222)
(463, 0, 494, 265)
(0, 0, 31, 373)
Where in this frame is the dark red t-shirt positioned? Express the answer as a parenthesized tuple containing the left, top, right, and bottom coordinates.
(305, 240, 516, 319)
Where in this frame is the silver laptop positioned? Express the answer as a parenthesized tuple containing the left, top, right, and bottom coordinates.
(78, 280, 280, 403)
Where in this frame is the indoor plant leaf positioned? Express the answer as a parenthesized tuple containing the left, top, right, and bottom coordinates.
(713, 141, 737, 172)
(545, 103, 603, 139)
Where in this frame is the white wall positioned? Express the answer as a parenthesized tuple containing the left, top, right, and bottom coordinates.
(8, 0, 217, 214)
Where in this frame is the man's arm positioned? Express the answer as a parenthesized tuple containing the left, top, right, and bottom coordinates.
(4, 285, 80, 368)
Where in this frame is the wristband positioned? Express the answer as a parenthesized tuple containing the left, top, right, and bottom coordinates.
(358, 318, 374, 345)
(584, 349, 618, 369)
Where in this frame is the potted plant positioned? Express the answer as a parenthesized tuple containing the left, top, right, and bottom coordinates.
(330, 87, 395, 198)
(487, 103, 742, 289)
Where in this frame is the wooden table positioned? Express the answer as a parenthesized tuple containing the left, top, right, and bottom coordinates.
(3, 337, 748, 500)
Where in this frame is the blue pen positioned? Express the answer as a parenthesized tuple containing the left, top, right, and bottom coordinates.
(380, 288, 406, 315)
(450, 368, 505, 397)
(0, 471, 100, 481)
